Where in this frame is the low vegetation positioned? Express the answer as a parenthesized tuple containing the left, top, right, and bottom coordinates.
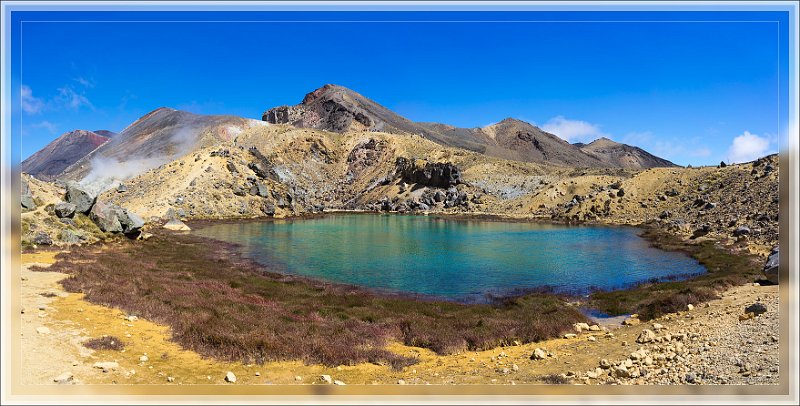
(83, 336, 125, 351)
(588, 225, 762, 320)
(38, 230, 587, 369)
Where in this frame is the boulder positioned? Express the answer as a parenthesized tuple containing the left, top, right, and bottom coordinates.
(531, 348, 547, 360)
(31, 232, 53, 246)
(65, 182, 96, 214)
(21, 179, 36, 210)
(89, 200, 123, 233)
(115, 208, 145, 235)
(54, 202, 76, 218)
(59, 229, 82, 244)
(163, 219, 191, 231)
(764, 246, 779, 284)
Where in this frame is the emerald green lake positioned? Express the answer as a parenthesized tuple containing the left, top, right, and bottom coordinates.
(196, 214, 706, 302)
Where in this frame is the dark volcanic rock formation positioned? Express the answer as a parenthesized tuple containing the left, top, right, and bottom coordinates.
(394, 157, 461, 188)
(21, 130, 110, 181)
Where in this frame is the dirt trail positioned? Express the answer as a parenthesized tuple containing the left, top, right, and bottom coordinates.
(19, 252, 779, 386)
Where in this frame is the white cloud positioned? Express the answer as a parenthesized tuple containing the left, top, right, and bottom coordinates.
(541, 116, 607, 143)
(20, 85, 44, 114)
(56, 86, 94, 110)
(29, 121, 58, 134)
(727, 131, 773, 164)
(73, 76, 95, 88)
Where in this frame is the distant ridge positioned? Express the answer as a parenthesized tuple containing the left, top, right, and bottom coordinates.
(22, 129, 110, 181)
(263, 84, 676, 169)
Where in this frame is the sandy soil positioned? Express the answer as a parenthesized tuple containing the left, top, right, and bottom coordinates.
(19, 252, 779, 386)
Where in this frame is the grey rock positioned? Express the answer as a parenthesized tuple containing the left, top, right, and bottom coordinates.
(59, 229, 82, 244)
(89, 200, 123, 233)
(21, 179, 36, 210)
(65, 182, 96, 214)
(54, 202, 76, 218)
(117, 184, 127, 193)
(31, 231, 52, 245)
(116, 208, 145, 235)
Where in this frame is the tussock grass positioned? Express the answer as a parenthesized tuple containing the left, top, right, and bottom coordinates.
(46, 230, 586, 369)
(83, 336, 125, 351)
(589, 226, 762, 320)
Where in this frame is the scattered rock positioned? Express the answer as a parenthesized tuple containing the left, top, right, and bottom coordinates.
(163, 219, 191, 231)
(53, 372, 74, 384)
(93, 362, 119, 372)
(636, 329, 656, 344)
(139, 355, 149, 362)
(35, 326, 50, 334)
(320, 374, 333, 384)
(225, 371, 237, 383)
(744, 303, 767, 316)
(333, 380, 346, 385)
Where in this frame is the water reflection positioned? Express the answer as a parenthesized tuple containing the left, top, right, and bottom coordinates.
(196, 215, 707, 302)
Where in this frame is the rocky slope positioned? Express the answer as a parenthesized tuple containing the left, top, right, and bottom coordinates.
(578, 137, 676, 168)
(59, 107, 263, 192)
(21, 130, 111, 181)
(263, 85, 674, 169)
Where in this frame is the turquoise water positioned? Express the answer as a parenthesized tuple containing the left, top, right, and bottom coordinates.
(196, 214, 706, 302)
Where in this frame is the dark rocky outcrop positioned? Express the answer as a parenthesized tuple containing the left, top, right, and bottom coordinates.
(394, 157, 461, 188)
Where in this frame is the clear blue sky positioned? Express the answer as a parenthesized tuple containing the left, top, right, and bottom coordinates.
(12, 10, 790, 165)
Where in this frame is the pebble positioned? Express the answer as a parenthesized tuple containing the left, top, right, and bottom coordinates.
(320, 374, 332, 384)
(224, 371, 237, 383)
(333, 380, 346, 385)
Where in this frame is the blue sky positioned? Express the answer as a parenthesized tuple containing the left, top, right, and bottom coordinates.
(13, 10, 789, 165)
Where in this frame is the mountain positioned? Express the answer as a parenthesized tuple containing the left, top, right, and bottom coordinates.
(21, 130, 111, 181)
(93, 130, 117, 138)
(263, 84, 673, 169)
(578, 137, 676, 168)
(59, 107, 259, 189)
